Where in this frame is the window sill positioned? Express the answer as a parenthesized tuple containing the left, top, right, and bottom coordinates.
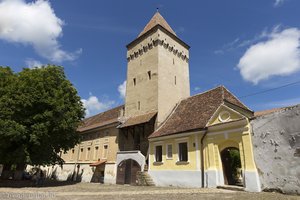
(176, 161, 189, 165)
(166, 158, 173, 160)
(153, 162, 164, 166)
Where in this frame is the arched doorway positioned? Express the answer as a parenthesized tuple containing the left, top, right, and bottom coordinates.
(116, 159, 141, 185)
(221, 147, 243, 186)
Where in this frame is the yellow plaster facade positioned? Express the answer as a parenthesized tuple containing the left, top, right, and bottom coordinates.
(150, 133, 199, 171)
(149, 105, 261, 191)
(61, 125, 119, 164)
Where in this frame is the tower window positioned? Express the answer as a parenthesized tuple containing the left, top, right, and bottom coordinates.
(148, 71, 151, 80)
(173, 58, 175, 65)
(174, 76, 177, 85)
(133, 78, 136, 86)
(138, 101, 141, 110)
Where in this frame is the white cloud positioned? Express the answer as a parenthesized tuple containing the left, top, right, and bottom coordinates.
(81, 95, 115, 117)
(194, 86, 201, 91)
(274, 0, 286, 7)
(25, 58, 43, 68)
(0, 0, 81, 62)
(237, 27, 300, 84)
(118, 81, 126, 99)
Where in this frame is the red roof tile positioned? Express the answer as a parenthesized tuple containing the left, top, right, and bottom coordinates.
(149, 86, 250, 138)
(78, 105, 123, 132)
(118, 112, 157, 128)
(138, 12, 176, 38)
(89, 160, 106, 167)
(254, 107, 283, 117)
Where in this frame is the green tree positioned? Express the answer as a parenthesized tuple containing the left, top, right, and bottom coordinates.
(0, 65, 85, 167)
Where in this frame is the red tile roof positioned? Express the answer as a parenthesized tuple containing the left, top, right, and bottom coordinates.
(78, 105, 123, 132)
(149, 86, 250, 138)
(138, 12, 176, 38)
(118, 112, 157, 128)
(89, 160, 106, 167)
(254, 107, 284, 117)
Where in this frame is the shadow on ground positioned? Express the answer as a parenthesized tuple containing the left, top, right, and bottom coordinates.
(0, 179, 78, 188)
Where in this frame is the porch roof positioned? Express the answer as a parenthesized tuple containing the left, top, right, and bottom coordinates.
(118, 112, 157, 128)
(89, 160, 106, 167)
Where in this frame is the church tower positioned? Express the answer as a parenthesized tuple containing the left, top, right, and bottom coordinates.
(124, 12, 190, 126)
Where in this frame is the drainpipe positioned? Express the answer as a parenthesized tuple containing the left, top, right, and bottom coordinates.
(200, 128, 208, 188)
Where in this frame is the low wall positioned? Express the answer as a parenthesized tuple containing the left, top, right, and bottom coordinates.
(149, 170, 202, 187)
(27, 164, 93, 182)
(251, 105, 300, 194)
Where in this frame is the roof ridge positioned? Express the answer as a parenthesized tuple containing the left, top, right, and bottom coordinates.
(222, 87, 252, 111)
(83, 104, 124, 120)
(138, 12, 176, 38)
(184, 85, 224, 101)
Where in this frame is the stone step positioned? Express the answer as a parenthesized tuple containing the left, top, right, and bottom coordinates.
(136, 171, 155, 186)
(217, 185, 245, 191)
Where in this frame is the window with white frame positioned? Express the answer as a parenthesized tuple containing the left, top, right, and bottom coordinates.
(166, 144, 173, 159)
(155, 145, 162, 162)
(178, 142, 188, 162)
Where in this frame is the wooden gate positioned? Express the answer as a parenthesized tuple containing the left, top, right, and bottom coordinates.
(116, 160, 126, 184)
(116, 159, 141, 185)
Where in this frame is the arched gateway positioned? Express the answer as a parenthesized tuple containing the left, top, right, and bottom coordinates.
(221, 147, 243, 186)
(115, 151, 145, 185)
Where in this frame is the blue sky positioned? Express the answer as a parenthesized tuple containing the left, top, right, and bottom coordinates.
(1, 0, 300, 117)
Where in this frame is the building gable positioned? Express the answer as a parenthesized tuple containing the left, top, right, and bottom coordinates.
(206, 104, 246, 127)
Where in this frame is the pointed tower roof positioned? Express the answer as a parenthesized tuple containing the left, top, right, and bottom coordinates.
(138, 12, 176, 37)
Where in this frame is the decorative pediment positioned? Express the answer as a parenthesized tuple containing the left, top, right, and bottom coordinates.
(206, 104, 246, 126)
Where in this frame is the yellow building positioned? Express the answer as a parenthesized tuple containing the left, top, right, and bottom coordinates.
(39, 106, 124, 183)
(38, 12, 262, 192)
(148, 86, 261, 192)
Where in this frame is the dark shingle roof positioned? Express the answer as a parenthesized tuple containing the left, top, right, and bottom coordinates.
(118, 112, 157, 128)
(149, 86, 250, 138)
(78, 105, 123, 132)
(138, 12, 176, 38)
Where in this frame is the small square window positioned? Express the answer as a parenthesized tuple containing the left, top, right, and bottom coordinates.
(155, 145, 162, 162)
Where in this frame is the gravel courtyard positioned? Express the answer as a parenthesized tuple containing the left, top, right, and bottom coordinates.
(0, 181, 299, 200)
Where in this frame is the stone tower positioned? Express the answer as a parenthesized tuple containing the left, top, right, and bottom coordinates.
(124, 12, 190, 126)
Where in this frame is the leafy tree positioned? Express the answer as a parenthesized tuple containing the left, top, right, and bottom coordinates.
(229, 148, 241, 178)
(0, 65, 85, 167)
